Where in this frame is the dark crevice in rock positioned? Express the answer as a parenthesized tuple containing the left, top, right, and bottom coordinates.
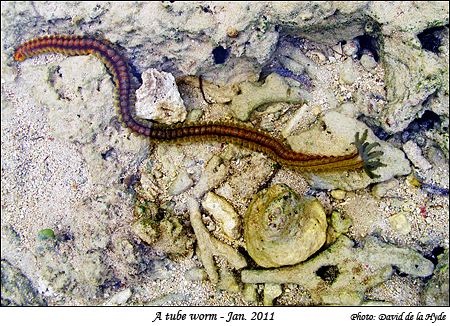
(392, 265, 409, 277)
(355, 34, 380, 61)
(316, 265, 340, 285)
(357, 115, 390, 140)
(424, 246, 446, 267)
(400, 110, 441, 144)
(417, 26, 447, 54)
(212, 45, 230, 64)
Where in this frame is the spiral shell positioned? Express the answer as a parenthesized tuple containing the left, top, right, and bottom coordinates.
(244, 184, 327, 268)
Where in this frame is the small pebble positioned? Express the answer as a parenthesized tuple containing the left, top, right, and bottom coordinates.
(308, 50, 326, 63)
(343, 41, 359, 57)
(360, 54, 377, 71)
(371, 179, 399, 199)
(103, 288, 132, 306)
(330, 189, 346, 200)
(185, 267, 208, 281)
(339, 59, 358, 85)
(226, 27, 239, 38)
(389, 212, 411, 235)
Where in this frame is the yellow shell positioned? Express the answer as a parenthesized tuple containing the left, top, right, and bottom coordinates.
(244, 184, 327, 268)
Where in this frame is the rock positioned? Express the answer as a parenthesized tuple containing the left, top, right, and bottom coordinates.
(103, 288, 132, 306)
(245, 27, 279, 65)
(342, 40, 359, 57)
(339, 58, 358, 85)
(388, 212, 411, 235)
(146, 258, 175, 281)
(201, 57, 261, 86)
(192, 155, 230, 198)
(403, 140, 432, 171)
(3, 35, 149, 303)
(244, 184, 327, 268)
(215, 152, 274, 213)
(135, 69, 187, 123)
(277, 41, 323, 81)
(226, 26, 239, 38)
(330, 211, 352, 234)
(1, 259, 46, 306)
(381, 35, 448, 133)
(185, 268, 208, 281)
(422, 249, 449, 306)
(263, 283, 283, 306)
(2, 0, 448, 306)
(45, 56, 115, 144)
(168, 170, 194, 195)
(243, 284, 258, 303)
(230, 73, 304, 121)
(337, 102, 359, 118)
(326, 211, 352, 245)
(288, 112, 411, 190)
(281, 104, 319, 138)
(371, 179, 400, 199)
(187, 197, 247, 284)
(132, 208, 194, 259)
(307, 50, 326, 63)
(330, 189, 346, 200)
(360, 54, 377, 71)
(36, 240, 77, 294)
(217, 268, 240, 293)
(242, 235, 434, 305)
(79, 250, 110, 287)
(201, 192, 241, 240)
(113, 239, 142, 273)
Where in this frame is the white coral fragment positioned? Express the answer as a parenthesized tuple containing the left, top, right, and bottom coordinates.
(201, 192, 241, 240)
(135, 68, 187, 123)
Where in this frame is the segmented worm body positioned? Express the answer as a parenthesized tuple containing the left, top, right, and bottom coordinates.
(14, 35, 382, 174)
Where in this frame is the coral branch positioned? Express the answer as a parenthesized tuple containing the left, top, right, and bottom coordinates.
(187, 197, 247, 284)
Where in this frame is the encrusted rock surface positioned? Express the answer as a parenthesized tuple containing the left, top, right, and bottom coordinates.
(422, 249, 449, 306)
(1, 259, 46, 306)
(1, 1, 448, 307)
(242, 235, 434, 305)
(132, 205, 194, 259)
(230, 73, 304, 121)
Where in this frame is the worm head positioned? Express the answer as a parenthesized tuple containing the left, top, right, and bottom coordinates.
(352, 129, 387, 179)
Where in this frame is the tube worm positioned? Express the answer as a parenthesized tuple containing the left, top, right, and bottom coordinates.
(14, 35, 384, 176)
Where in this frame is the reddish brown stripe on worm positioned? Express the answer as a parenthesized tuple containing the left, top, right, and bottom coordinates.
(13, 35, 365, 172)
